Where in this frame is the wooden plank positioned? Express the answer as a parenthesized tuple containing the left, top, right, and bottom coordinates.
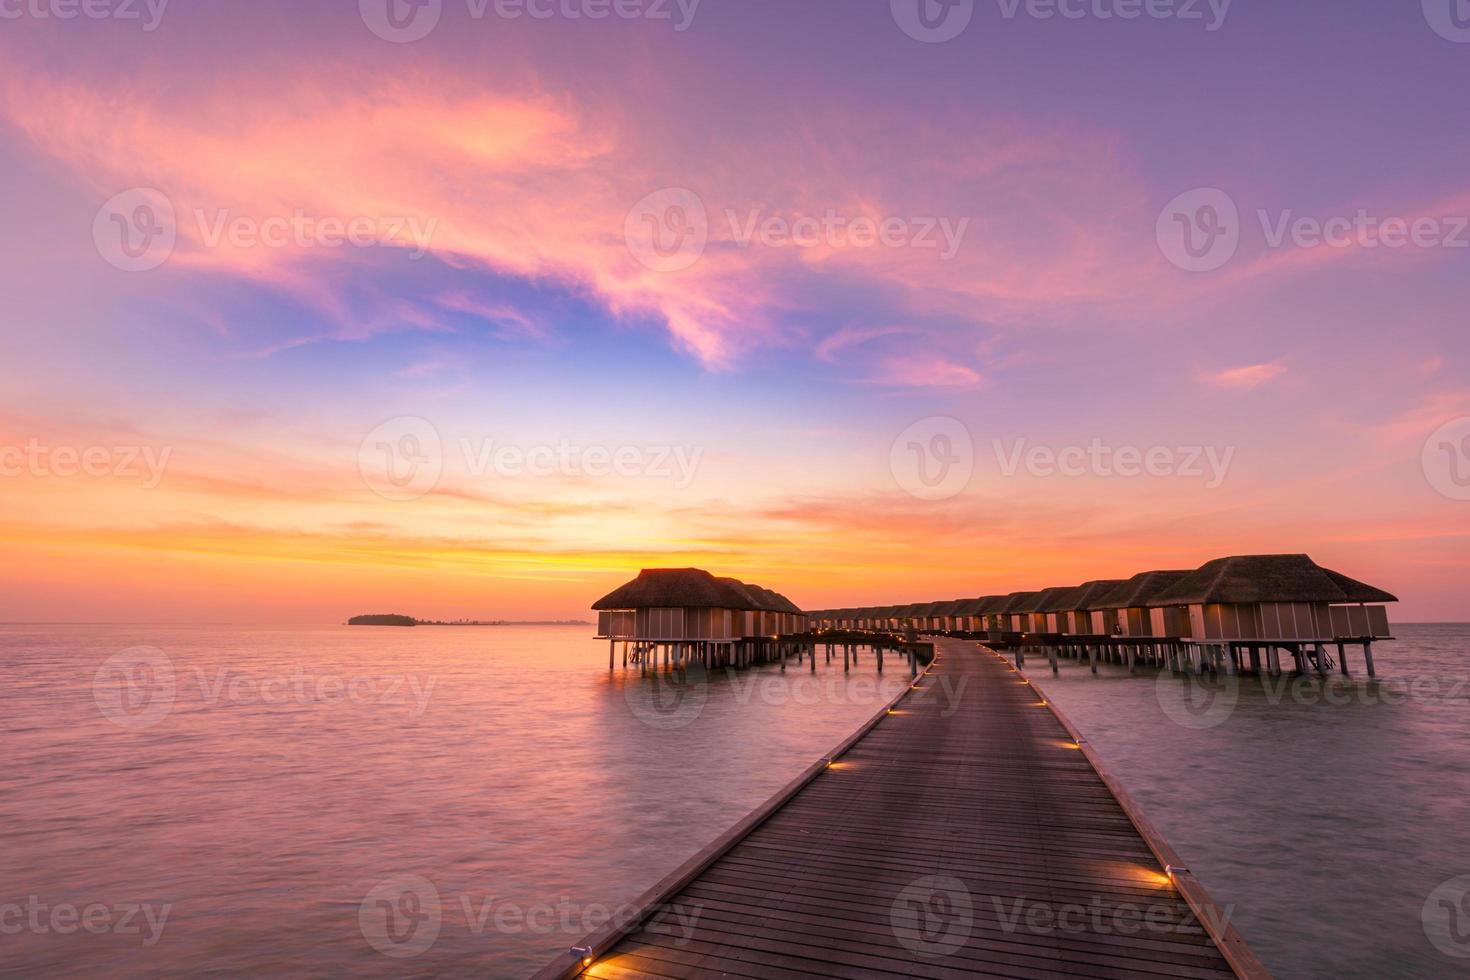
(534, 639, 1267, 979)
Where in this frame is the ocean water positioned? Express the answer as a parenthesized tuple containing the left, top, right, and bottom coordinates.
(999, 623, 1470, 980)
(4, 623, 1467, 979)
(0, 625, 909, 978)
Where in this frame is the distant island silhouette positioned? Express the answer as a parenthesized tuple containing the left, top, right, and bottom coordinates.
(347, 614, 590, 627)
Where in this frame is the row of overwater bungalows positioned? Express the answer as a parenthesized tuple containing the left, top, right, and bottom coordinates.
(806, 554, 1395, 647)
(591, 555, 1395, 675)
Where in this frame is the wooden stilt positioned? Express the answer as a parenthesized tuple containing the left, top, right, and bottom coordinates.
(1364, 641, 1376, 678)
(1337, 642, 1348, 676)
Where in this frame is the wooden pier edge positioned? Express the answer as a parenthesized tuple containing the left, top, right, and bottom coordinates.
(530, 655, 941, 980)
(999, 645, 1273, 980)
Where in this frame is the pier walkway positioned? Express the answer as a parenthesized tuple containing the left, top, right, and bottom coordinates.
(536, 638, 1265, 979)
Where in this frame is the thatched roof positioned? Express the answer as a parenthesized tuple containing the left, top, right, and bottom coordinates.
(954, 596, 992, 615)
(1019, 587, 1077, 614)
(1058, 579, 1127, 612)
(595, 569, 807, 612)
(1094, 570, 1191, 610)
(742, 583, 803, 614)
(973, 595, 1010, 614)
(1149, 555, 1397, 606)
(997, 592, 1039, 614)
(934, 599, 967, 616)
(594, 569, 755, 610)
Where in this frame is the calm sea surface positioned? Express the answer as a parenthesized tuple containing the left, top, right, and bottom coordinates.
(3, 623, 1467, 978)
(1000, 622, 1470, 980)
(1, 625, 910, 978)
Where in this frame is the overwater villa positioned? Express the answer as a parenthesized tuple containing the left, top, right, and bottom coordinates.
(594, 568, 807, 670)
(1057, 579, 1127, 635)
(1090, 570, 1192, 636)
(1147, 553, 1396, 675)
(1014, 586, 1075, 634)
(994, 591, 1039, 634)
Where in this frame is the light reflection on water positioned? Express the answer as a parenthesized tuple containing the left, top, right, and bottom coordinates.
(1, 624, 908, 978)
(1002, 623, 1470, 980)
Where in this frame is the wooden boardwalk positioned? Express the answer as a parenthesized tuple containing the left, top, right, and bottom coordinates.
(536, 638, 1266, 980)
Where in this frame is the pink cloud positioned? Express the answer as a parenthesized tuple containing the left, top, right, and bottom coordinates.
(0, 50, 1195, 374)
(1202, 361, 1288, 389)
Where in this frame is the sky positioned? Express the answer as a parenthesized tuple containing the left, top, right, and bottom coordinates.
(0, 0, 1467, 622)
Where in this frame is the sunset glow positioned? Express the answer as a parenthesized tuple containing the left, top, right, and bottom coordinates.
(2, 2, 1467, 622)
